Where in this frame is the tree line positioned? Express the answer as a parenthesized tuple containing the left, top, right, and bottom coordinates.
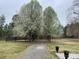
(12, 0, 63, 41)
(0, 0, 63, 41)
(65, 0, 79, 38)
(0, 0, 79, 41)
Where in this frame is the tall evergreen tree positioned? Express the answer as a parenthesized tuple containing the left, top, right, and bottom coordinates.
(43, 7, 63, 38)
(3, 23, 14, 38)
(13, 0, 42, 40)
(0, 15, 5, 37)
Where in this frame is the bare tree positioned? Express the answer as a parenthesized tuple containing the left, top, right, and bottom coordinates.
(67, 0, 79, 24)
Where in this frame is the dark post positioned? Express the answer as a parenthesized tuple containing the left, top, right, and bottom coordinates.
(64, 50, 69, 59)
(55, 46, 59, 53)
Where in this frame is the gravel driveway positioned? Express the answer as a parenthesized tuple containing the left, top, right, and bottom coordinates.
(16, 44, 51, 59)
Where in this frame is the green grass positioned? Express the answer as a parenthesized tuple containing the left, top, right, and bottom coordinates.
(0, 41, 26, 59)
(48, 39, 79, 59)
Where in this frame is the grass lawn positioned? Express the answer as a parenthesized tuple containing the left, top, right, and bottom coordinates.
(48, 39, 79, 59)
(0, 40, 26, 59)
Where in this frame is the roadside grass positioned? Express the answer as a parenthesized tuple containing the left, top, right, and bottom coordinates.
(48, 39, 79, 59)
(0, 40, 26, 59)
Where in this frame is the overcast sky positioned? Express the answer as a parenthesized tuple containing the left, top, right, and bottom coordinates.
(0, 0, 73, 26)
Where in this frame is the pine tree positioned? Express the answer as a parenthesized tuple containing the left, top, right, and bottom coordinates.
(43, 7, 63, 38)
(13, 0, 42, 40)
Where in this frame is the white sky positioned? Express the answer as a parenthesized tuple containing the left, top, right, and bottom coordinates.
(0, 0, 73, 26)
